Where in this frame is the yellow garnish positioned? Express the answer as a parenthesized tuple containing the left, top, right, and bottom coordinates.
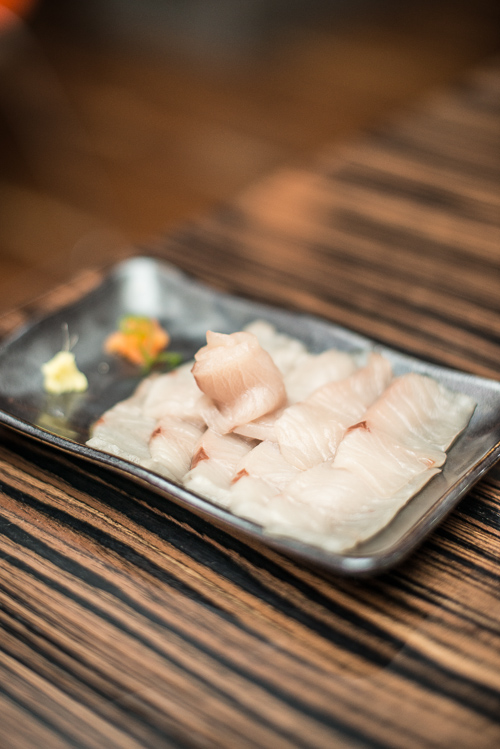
(104, 315, 176, 370)
(42, 350, 88, 394)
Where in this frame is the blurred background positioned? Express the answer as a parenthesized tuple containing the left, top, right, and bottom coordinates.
(1, 0, 499, 313)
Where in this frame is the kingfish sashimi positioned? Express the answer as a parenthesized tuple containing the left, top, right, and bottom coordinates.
(87, 400, 156, 464)
(233, 409, 283, 442)
(87, 320, 476, 554)
(229, 441, 300, 526)
(147, 416, 205, 481)
(192, 330, 287, 433)
(333, 422, 446, 497)
(243, 463, 441, 553)
(232, 440, 300, 490)
(244, 320, 308, 375)
(364, 372, 476, 451)
(308, 352, 393, 414)
(183, 429, 255, 506)
(283, 348, 357, 404)
(275, 353, 393, 469)
(141, 361, 208, 426)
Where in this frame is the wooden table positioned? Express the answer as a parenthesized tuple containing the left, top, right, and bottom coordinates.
(0, 58, 499, 749)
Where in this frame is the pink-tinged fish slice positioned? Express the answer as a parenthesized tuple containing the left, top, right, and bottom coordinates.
(87, 400, 156, 464)
(147, 416, 205, 482)
(284, 348, 357, 404)
(244, 320, 308, 375)
(233, 408, 283, 442)
(274, 353, 393, 470)
(230, 464, 376, 539)
(232, 440, 301, 490)
(142, 361, 208, 427)
(275, 402, 345, 470)
(364, 372, 476, 451)
(308, 352, 393, 415)
(236, 463, 440, 553)
(192, 330, 287, 433)
(230, 476, 280, 526)
(229, 441, 299, 526)
(183, 429, 255, 507)
(333, 422, 446, 497)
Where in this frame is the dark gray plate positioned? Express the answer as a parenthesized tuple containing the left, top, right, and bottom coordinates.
(0, 256, 499, 575)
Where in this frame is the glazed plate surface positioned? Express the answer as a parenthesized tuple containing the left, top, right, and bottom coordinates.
(0, 257, 499, 575)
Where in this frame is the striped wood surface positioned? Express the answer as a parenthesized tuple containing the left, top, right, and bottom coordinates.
(0, 59, 499, 748)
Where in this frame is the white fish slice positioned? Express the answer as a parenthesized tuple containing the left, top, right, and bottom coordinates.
(146, 416, 205, 482)
(183, 429, 255, 507)
(244, 320, 307, 375)
(87, 401, 156, 464)
(308, 352, 393, 414)
(232, 440, 300, 490)
(283, 348, 357, 404)
(233, 408, 283, 442)
(242, 463, 440, 553)
(230, 476, 279, 525)
(274, 353, 393, 470)
(141, 361, 208, 427)
(365, 372, 476, 451)
(192, 330, 287, 433)
(333, 423, 446, 497)
(274, 401, 345, 470)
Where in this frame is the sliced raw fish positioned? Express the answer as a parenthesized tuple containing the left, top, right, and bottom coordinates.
(192, 330, 286, 433)
(308, 352, 393, 415)
(147, 416, 205, 481)
(284, 348, 357, 404)
(87, 400, 155, 464)
(233, 408, 282, 442)
(87, 321, 476, 555)
(142, 361, 208, 427)
(229, 441, 299, 527)
(275, 353, 393, 469)
(364, 372, 476, 450)
(333, 422, 446, 497)
(244, 320, 308, 375)
(230, 476, 279, 525)
(236, 463, 440, 553)
(275, 401, 345, 470)
(232, 440, 300, 490)
(183, 429, 255, 507)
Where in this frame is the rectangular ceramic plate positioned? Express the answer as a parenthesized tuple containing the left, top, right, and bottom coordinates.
(0, 256, 499, 575)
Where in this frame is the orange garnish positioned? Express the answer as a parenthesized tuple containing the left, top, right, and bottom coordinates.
(105, 315, 171, 369)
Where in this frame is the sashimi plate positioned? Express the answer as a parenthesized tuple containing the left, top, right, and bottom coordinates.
(0, 256, 499, 575)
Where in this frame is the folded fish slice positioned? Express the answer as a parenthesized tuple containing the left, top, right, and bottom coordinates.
(275, 353, 393, 470)
(333, 422, 446, 497)
(245, 463, 440, 553)
(146, 416, 205, 481)
(87, 400, 156, 464)
(365, 372, 476, 451)
(244, 320, 307, 375)
(183, 429, 255, 507)
(142, 361, 208, 427)
(284, 348, 357, 404)
(192, 330, 287, 433)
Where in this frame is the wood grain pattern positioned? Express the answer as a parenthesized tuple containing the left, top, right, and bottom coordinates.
(0, 59, 499, 748)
